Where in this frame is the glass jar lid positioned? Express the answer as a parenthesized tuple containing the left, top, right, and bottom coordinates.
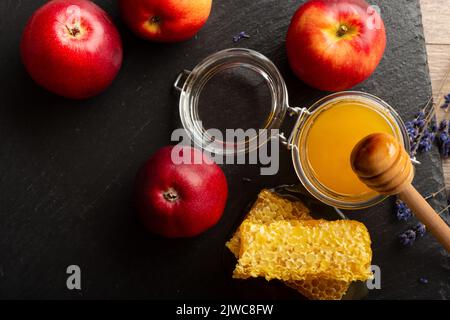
(174, 48, 288, 155)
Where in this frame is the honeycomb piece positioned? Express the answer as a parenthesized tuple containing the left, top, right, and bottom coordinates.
(226, 189, 312, 257)
(226, 190, 351, 300)
(286, 279, 349, 300)
(234, 220, 373, 282)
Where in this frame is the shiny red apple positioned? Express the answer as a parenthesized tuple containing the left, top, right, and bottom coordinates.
(134, 146, 228, 238)
(286, 0, 386, 91)
(21, 0, 123, 99)
(119, 0, 212, 42)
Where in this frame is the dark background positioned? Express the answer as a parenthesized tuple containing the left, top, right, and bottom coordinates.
(0, 0, 449, 299)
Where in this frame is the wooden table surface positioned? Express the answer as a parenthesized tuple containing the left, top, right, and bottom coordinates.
(421, 0, 450, 189)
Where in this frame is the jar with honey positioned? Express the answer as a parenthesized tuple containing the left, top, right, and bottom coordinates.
(290, 92, 409, 209)
(174, 48, 410, 210)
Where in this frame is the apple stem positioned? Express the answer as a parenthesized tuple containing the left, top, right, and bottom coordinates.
(337, 25, 348, 37)
(66, 25, 81, 37)
(163, 188, 179, 202)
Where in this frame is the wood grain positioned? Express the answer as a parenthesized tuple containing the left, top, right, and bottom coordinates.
(420, 0, 450, 189)
(421, 0, 450, 44)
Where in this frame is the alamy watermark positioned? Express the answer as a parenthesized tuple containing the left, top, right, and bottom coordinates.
(367, 265, 381, 290)
(63, 264, 380, 292)
(367, 5, 382, 30)
(66, 265, 81, 290)
(171, 123, 281, 176)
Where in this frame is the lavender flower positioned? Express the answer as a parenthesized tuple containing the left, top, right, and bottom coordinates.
(418, 138, 432, 152)
(406, 111, 437, 155)
(406, 121, 419, 146)
(430, 131, 436, 143)
(233, 31, 250, 43)
(398, 223, 427, 247)
(430, 119, 438, 133)
(414, 223, 426, 237)
(415, 111, 425, 120)
(445, 93, 450, 103)
(434, 120, 450, 157)
(395, 199, 413, 221)
(399, 229, 417, 246)
(439, 131, 450, 157)
(407, 126, 418, 140)
(418, 129, 435, 152)
(441, 93, 450, 111)
(416, 119, 425, 128)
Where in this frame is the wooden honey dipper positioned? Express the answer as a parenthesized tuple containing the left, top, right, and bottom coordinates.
(351, 132, 450, 253)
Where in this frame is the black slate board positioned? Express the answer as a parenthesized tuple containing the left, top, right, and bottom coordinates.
(0, 0, 449, 299)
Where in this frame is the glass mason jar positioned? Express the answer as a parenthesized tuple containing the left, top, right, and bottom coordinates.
(173, 48, 410, 210)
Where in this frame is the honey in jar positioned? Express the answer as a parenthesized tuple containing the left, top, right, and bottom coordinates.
(305, 99, 396, 199)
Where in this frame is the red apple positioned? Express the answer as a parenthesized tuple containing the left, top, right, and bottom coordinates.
(286, 0, 386, 91)
(134, 146, 228, 238)
(119, 0, 212, 42)
(21, 0, 123, 99)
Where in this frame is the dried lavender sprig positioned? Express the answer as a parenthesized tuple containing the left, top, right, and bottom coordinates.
(398, 223, 426, 247)
(410, 101, 435, 158)
(410, 65, 450, 158)
(395, 187, 446, 221)
(397, 202, 450, 247)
